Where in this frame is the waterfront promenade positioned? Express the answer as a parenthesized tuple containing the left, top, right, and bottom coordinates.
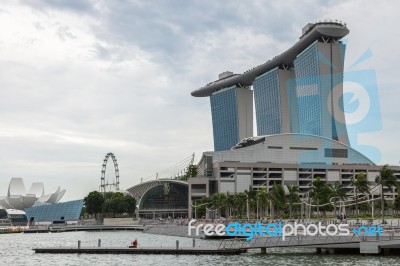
(30, 218, 400, 256)
(32, 232, 400, 256)
(24, 224, 144, 233)
(140, 217, 400, 238)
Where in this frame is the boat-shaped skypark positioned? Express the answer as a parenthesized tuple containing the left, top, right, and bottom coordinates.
(191, 21, 351, 152)
(191, 21, 349, 97)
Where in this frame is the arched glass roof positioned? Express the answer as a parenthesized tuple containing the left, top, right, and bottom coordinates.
(139, 182, 188, 210)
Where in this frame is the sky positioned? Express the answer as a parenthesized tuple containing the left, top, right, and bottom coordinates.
(0, 0, 399, 201)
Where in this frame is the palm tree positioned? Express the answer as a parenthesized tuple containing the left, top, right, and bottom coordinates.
(193, 197, 211, 219)
(226, 192, 236, 218)
(287, 185, 300, 219)
(375, 165, 398, 223)
(310, 177, 329, 218)
(328, 181, 346, 218)
(394, 195, 400, 215)
(244, 186, 257, 219)
(210, 193, 227, 218)
(257, 188, 269, 217)
(236, 192, 248, 219)
(351, 172, 369, 219)
(269, 184, 286, 217)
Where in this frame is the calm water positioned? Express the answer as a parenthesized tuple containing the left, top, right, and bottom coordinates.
(0, 231, 399, 266)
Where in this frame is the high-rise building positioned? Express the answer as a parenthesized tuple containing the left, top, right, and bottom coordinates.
(210, 83, 253, 151)
(185, 21, 400, 218)
(294, 41, 349, 145)
(192, 21, 350, 150)
(253, 67, 297, 135)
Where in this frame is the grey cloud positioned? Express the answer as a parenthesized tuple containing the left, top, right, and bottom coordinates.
(57, 25, 77, 41)
(86, 0, 345, 81)
(18, 0, 349, 69)
(20, 0, 95, 13)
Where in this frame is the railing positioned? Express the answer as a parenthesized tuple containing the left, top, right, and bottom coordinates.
(217, 232, 400, 250)
(248, 234, 361, 249)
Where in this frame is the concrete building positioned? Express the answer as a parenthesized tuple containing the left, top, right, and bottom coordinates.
(188, 134, 400, 217)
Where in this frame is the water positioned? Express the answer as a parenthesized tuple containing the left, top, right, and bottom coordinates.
(1, 231, 399, 265)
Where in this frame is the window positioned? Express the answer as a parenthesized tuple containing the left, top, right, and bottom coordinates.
(325, 148, 348, 158)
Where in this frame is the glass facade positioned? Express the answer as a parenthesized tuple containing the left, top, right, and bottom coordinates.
(287, 75, 299, 133)
(253, 68, 281, 135)
(24, 199, 83, 222)
(294, 41, 348, 143)
(210, 86, 239, 151)
(206, 40, 347, 150)
(294, 42, 323, 137)
(139, 182, 188, 210)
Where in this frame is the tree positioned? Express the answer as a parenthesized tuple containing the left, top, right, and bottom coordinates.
(193, 197, 211, 218)
(210, 193, 227, 218)
(182, 165, 197, 181)
(287, 185, 300, 219)
(375, 165, 398, 223)
(102, 192, 136, 216)
(235, 193, 248, 219)
(244, 186, 257, 219)
(256, 188, 269, 218)
(123, 194, 137, 215)
(84, 191, 104, 217)
(80, 206, 87, 218)
(328, 181, 346, 218)
(351, 172, 369, 219)
(394, 195, 400, 215)
(269, 184, 286, 217)
(103, 192, 122, 214)
(310, 177, 329, 218)
(226, 193, 236, 218)
(85, 191, 136, 218)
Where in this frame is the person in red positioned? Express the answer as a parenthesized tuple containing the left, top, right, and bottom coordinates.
(132, 239, 138, 248)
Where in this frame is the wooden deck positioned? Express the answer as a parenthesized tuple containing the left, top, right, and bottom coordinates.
(33, 246, 246, 255)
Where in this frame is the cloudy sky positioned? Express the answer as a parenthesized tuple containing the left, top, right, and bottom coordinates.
(0, 0, 399, 201)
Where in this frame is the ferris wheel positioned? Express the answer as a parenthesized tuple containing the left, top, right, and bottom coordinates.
(100, 152, 120, 193)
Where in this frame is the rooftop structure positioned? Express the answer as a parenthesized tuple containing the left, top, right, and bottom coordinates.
(0, 178, 65, 210)
(126, 179, 188, 219)
(191, 21, 348, 97)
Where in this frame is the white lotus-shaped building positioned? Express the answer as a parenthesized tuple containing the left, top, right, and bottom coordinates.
(0, 178, 65, 210)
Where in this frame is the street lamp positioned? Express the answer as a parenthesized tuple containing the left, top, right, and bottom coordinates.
(206, 206, 220, 220)
(190, 201, 209, 220)
(371, 194, 374, 219)
(247, 195, 250, 221)
(256, 195, 259, 220)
